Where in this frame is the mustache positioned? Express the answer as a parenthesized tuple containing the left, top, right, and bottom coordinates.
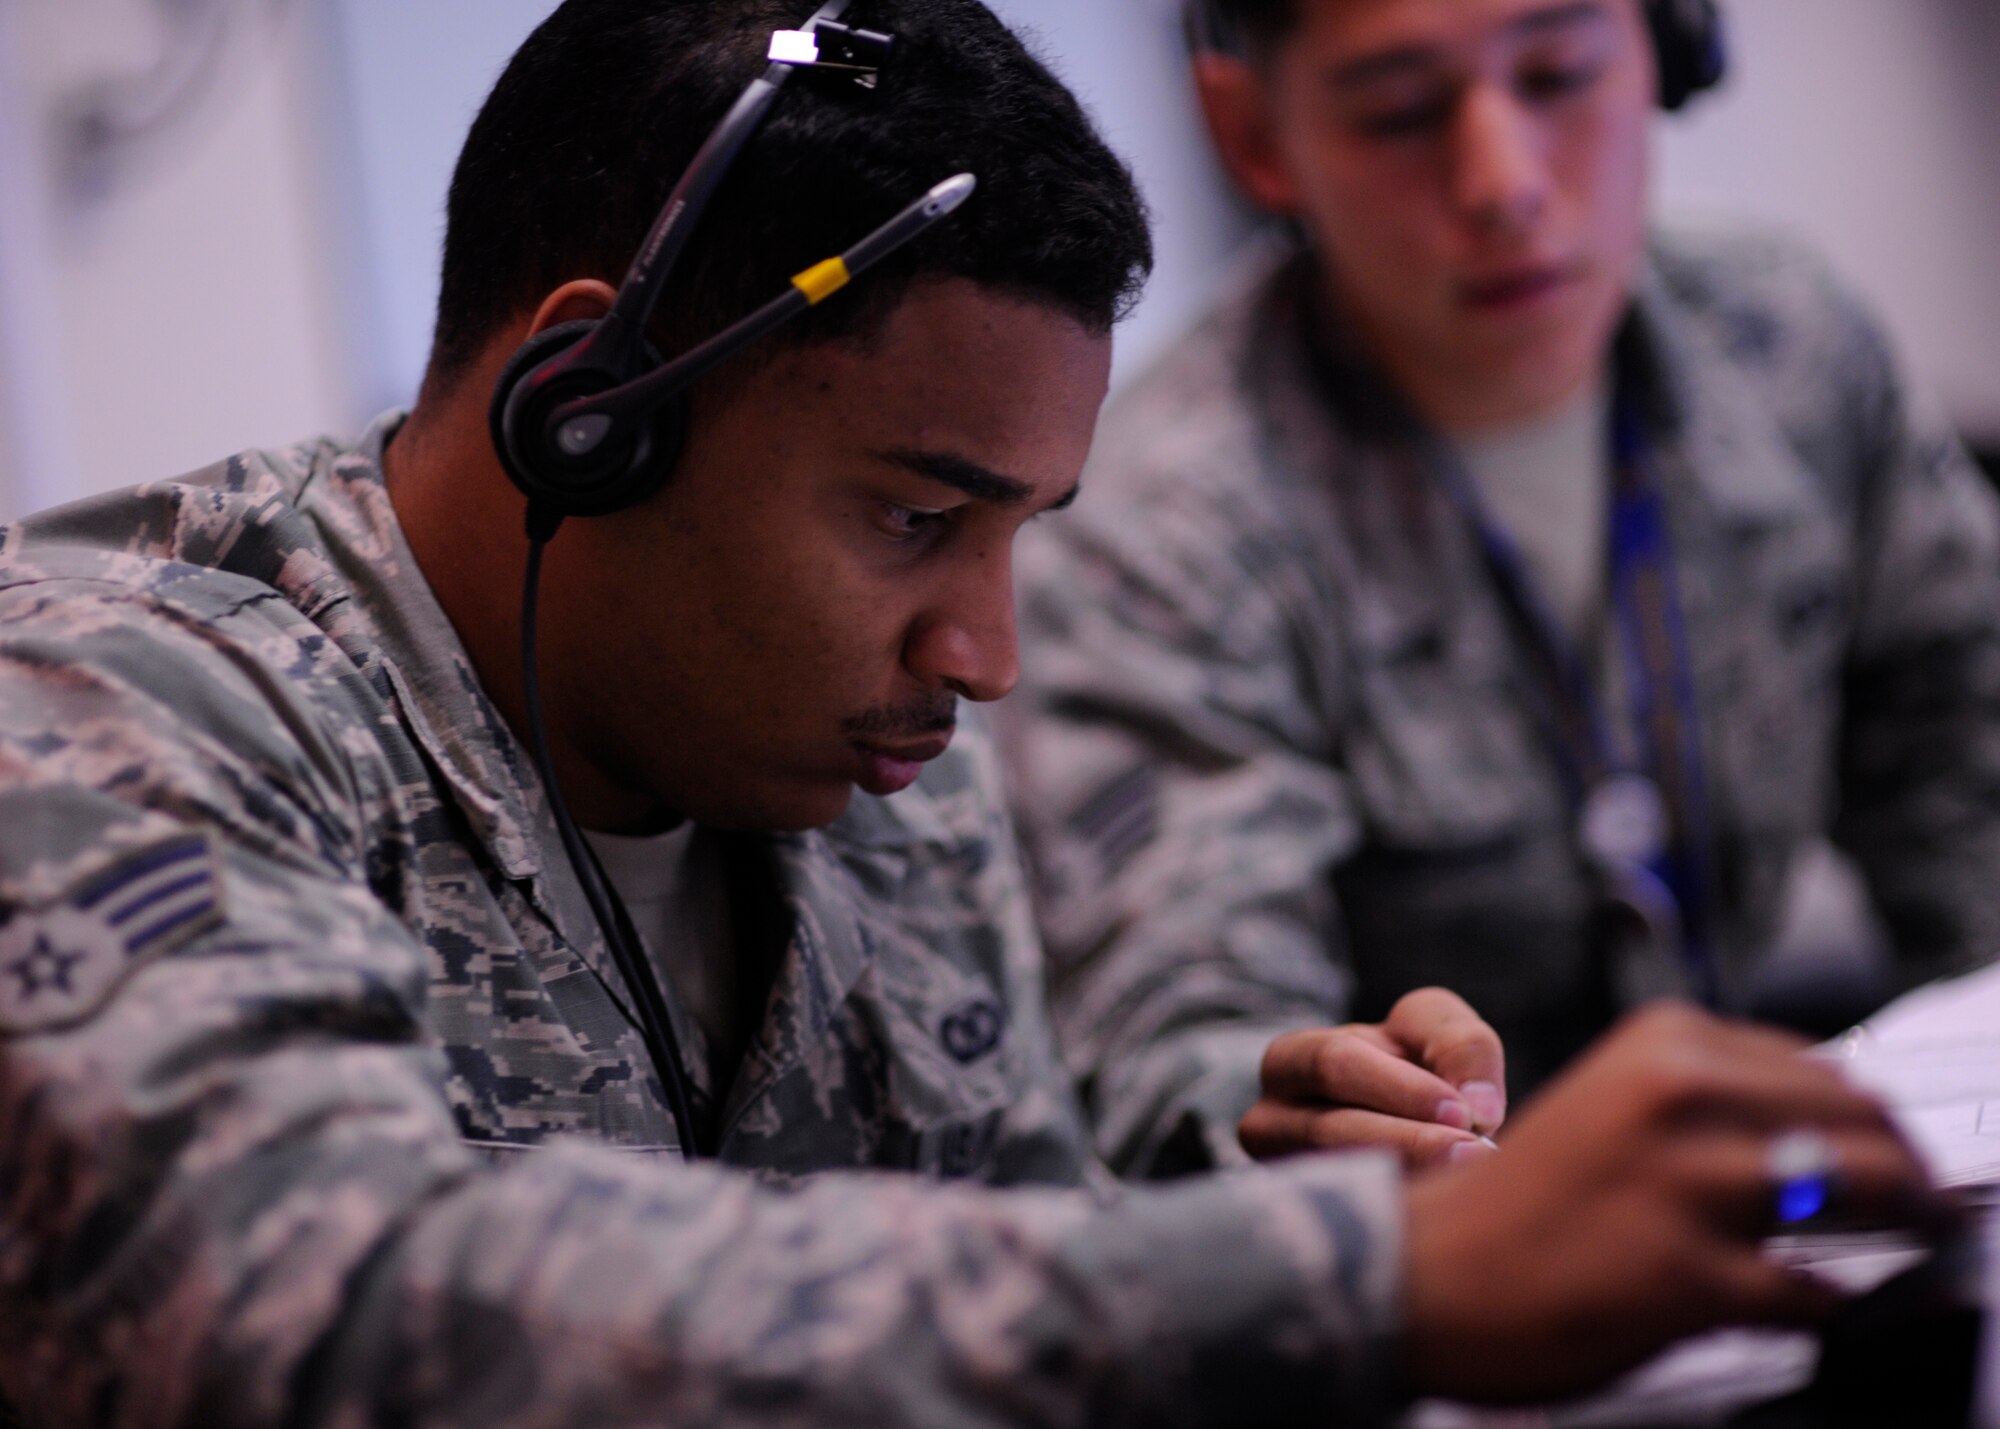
(841, 697, 958, 741)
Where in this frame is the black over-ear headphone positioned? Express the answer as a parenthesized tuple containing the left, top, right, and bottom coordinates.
(490, 0, 973, 532)
(488, 0, 977, 1161)
(1646, 0, 1726, 112)
(1184, 0, 1727, 113)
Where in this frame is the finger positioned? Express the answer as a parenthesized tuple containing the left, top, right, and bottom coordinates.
(1657, 1128, 1950, 1238)
(1345, 1023, 1404, 1056)
(1343, 1023, 1505, 1128)
(1260, 1027, 1476, 1127)
(1677, 1005, 1815, 1059)
(1382, 988, 1508, 1129)
(1697, 1021, 1915, 1137)
(1612, 1010, 1903, 1136)
(1238, 1101, 1492, 1170)
(1686, 1244, 1849, 1330)
(1688, 1060, 1898, 1138)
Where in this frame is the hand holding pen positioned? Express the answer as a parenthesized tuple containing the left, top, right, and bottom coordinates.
(1237, 987, 1507, 1170)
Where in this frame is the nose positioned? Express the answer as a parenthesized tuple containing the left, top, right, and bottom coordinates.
(1449, 82, 1550, 238)
(903, 558, 1020, 704)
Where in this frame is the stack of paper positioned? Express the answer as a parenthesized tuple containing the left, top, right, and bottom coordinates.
(1831, 961, 2000, 1192)
(1409, 965, 2000, 1426)
(1827, 960, 2000, 1429)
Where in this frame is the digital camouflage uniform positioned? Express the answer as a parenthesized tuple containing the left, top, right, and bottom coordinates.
(1010, 223, 2000, 1177)
(0, 415, 1406, 1426)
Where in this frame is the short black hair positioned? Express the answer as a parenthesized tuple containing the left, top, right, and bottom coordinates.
(1195, 0, 1297, 53)
(426, 0, 1153, 390)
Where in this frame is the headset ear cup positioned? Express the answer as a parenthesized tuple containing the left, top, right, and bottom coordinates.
(1182, 0, 1245, 57)
(491, 321, 594, 497)
(1648, 0, 1727, 113)
(488, 319, 690, 519)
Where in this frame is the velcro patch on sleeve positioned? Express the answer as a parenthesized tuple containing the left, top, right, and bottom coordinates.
(0, 832, 223, 1037)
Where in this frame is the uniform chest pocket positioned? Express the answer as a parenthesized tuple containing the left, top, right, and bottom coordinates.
(457, 1136, 684, 1167)
(880, 1102, 1008, 1180)
(859, 982, 1020, 1178)
(1695, 520, 1851, 841)
(1344, 645, 1546, 853)
(1334, 600, 1582, 1021)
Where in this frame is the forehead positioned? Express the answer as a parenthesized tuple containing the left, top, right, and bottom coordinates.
(1287, 0, 1629, 54)
(737, 281, 1111, 494)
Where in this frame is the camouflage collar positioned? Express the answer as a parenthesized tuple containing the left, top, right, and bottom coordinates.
(298, 412, 549, 882)
(305, 416, 968, 1058)
(1625, 256, 1825, 528)
(1251, 237, 1824, 537)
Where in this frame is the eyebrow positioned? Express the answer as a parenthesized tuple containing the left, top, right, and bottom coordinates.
(877, 447, 1080, 512)
(1510, 1, 1614, 44)
(1326, 1, 1611, 90)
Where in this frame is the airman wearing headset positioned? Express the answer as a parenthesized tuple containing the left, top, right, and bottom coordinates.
(1007, 0, 2000, 1176)
(0, 0, 1957, 1424)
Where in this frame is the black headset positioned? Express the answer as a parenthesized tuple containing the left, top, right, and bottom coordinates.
(490, 0, 973, 531)
(1646, 0, 1726, 112)
(1185, 0, 1727, 113)
(489, 0, 976, 1160)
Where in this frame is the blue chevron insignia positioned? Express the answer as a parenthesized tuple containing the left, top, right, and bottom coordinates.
(0, 833, 222, 1036)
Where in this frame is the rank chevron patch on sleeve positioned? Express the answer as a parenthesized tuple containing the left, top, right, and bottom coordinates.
(0, 833, 223, 1037)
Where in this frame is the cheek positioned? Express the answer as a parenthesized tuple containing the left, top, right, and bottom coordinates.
(1299, 160, 1438, 288)
(1563, 104, 1651, 249)
(1318, 190, 1461, 351)
(690, 541, 912, 709)
(1286, 127, 1455, 290)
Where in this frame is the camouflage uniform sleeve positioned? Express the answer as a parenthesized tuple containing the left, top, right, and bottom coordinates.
(1007, 480, 1360, 1179)
(1824, 285, 2000, 989)
(0, 585, 1408, 1428)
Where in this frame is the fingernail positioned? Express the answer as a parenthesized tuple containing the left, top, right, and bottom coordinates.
(1460, 1081, 1506, 1131)
(1433, 1098, 1472, 1131)
(1449, 1137, 1499, 1165)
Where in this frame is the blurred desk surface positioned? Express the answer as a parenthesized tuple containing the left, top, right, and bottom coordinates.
(1409, 963, 2000, 1429)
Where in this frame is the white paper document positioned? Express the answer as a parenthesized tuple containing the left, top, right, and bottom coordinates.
(1409, 962, 2000, 1427)
(1831, 960, 2000, 1191)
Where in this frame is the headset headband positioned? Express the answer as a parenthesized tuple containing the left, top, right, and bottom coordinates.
(499, 0, 974, 498)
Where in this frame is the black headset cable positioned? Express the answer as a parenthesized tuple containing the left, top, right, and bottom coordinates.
(519, 510, 702, 1158)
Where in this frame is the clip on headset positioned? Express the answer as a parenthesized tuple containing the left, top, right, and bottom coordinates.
(769, 17, 895, 85)
(493, 0, 977, 1160)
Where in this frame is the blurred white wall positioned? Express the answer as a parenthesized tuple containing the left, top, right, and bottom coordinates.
(1, 0, 1997, 520)
(0, 0, 356, 517)
(315, 0, 559, 416)
(1654, 0, 2000, 436)
(0, 4, 70, 516)
(986, 0, 1260, 384)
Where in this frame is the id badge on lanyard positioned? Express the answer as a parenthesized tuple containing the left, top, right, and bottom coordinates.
(1429, 385, 1722, 1009)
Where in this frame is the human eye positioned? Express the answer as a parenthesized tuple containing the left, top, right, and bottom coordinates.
(1518, 58, 1604, 101)
(873, 500, 951, 544)
(1350, 85, 1455, 139)
(1516, 34, 1611, 103)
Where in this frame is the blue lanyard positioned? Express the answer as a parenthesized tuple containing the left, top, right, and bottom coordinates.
(1426, 386, 1722, 1008)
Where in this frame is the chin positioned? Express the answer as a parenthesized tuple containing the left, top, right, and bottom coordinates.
(1464, 313, 1610, 398)
(688, 779, 855, 835)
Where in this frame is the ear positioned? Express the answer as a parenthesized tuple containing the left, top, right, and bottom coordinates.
(527, 278, 621, 337)
(1192, 52, 1303, 217)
